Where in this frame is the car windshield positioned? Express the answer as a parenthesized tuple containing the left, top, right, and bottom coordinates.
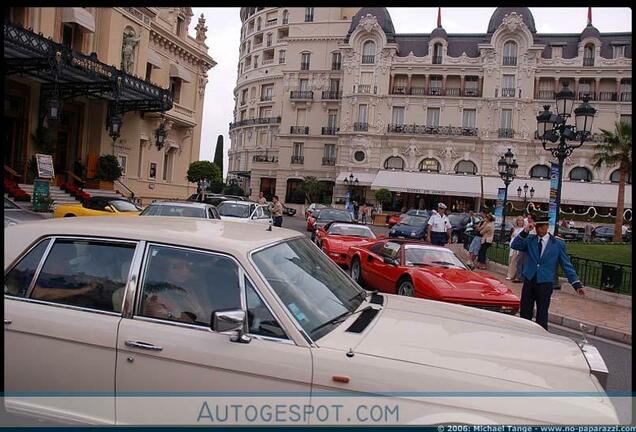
(448, 214, 468, 225)
(404, 246, 466, 269)
(406, 210, 427, 216)
(141, 205, 206, 218)
(328, 224, 375, 238)
(4, 198, 19, 209)
(217, 202, 251, 218)
(252, 237, 366, 341)
(400, 216, 428, 227)
(318, 209, 352, 222)
(110, 200, 141, 212)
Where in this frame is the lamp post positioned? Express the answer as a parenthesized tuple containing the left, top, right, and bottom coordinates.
(497, 148, 518, 240)
(516, 183, 535, 212)
(536, 82, 596, 236)
(343, 173, 359, 206)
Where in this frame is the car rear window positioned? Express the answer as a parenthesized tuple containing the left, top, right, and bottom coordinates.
(5, 240, 50, 298)
(217, 202, 251, 218)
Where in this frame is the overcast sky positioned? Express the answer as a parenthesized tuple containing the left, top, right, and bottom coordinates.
(190, 7, 632, 179)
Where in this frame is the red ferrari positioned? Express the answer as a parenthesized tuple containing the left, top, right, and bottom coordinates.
(387, 212, 403, 227)
(315, 222, 378, 267)
(347, 239, 520, 314)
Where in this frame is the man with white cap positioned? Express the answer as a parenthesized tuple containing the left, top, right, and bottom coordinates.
(427, 203, 452, 246)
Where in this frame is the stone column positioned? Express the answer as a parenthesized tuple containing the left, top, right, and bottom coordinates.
(574, 77, 580, 99)
(442, 75, 447, 95)
(595, 77, 601, 101)
(460, 75, 465, 96)
(407, 74, 412, 94)
(478, 76, 483, 97)
(616, 78, 621, 101)
(535, 76, 540, 99)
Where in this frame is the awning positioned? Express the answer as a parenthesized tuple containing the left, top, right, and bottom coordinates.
(169, 63, 193, 83)
(62, 8, 96, 33)
(336, 172, 377, 186)
(165, 140, 180, 153)
(371, 170, 483, 196)
(147, 49, 163, 69)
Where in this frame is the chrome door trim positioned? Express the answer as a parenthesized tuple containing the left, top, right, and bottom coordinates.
(4, 296, 123, 317)
(24, 238, 55, 299)
(122, 241, 147, 319)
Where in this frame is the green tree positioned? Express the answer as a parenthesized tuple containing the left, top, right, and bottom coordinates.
(214, 135, 224, 174)
(301, 176, 322, 204)
(186, 160, 222, 184)
(592, 121, 632, 242)
(223, 183, 245, 196)
(96, 155, 123, 181)
(374, 188, 392, 209)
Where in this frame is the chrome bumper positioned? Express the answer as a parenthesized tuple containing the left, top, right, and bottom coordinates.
(580, 342, 609, 389)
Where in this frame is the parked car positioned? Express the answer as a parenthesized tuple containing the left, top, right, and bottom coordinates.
(140, 201, 220, 220)
(310, 208, 354, 241)
(405, 209, 430, 217)
(282, 204, 296, 217)
(386, 212, 403, 227)
(557, 226, 585, 241)
(305, 203, 328, 220)
(448, 213, 470, 243)
(389, 215, 430, 240)
(592, 225, 631, 242)
(4, 198, 47, 227)
(314, 222, 377, 265)
(187, 193, 241, 206)
(4, 218, 617, 425)
(217, 200, 272, 225)
(347, 239, 520, 314)
(53, 196, 141, 218)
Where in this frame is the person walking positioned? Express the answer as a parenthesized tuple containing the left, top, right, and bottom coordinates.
(427, 203, 452, 246)
(360, 203, 367, 224)
(506, 216, 525, 280)
(476, 213, 495, 269)
(583, 221, 593, 242)
(352, 201, 359, 221)
(258, 191, 267, 205)
(269, 195, 284, 227)
(511, 214, 585, 330)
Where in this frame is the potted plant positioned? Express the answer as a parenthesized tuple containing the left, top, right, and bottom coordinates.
(88, 155, 122, 190)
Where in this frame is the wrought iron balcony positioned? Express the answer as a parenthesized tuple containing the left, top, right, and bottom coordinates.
(409, 87, 427, 96)
(300, 62, 310, 70)
(262, 58, 274, 65)
(322, 157, 336, 166)
(265, 19, 277, 27)
(229, 116, 281, 129)
(428, 87, 444, 96)
(321, 127, 339, 135)
(578, 92, 595, 101)
(391, 86, 408, 95)
(291, 155, 304, 164)
(445, 88, 461, 97)
(463, 88, 481, 97)
(502, 56, 517, 66)
(537, 90, 555, 100)
(432, 56, 442, 64)
(501, 88, 516, 97)
(354, 122, 368, 132)
(387, 123, 478, 136)
(498, 128, 515, 138)
(362, 55, 375, 64)
(598, 92, 617, 101)
(290, 126, 309, 134)
(290, 91, 313, 100)
(355, 84, 375, 94)
(620, 92, 631, 102)
(321, 91, 342, 100)
(583, 57, 595, 66)
(331, 62, 341, 71)
(252, 154, 278, 163)
(260, 95, 273, 102)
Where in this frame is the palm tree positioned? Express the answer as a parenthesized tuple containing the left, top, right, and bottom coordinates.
(592, 121, 632, 242)
(301, 176, 323, 204)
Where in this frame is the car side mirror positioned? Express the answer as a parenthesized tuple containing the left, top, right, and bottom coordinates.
(211, 309, 251, 343)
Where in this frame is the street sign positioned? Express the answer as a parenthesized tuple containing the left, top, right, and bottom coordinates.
(32, 179, 50, 212)
(35, 153, 55, 179)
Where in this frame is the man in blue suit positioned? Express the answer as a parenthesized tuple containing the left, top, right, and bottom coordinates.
(510, 214, 585, 330)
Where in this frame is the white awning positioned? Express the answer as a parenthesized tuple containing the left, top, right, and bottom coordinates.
(169, 63, 193, 83)
(62, 8, 95, 33)
(336, 172, 377, 186)
(147, 49, 163, 69)
(371, 170, 483, 196)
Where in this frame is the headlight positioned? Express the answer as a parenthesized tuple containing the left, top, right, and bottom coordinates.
(410, 232, 417, 237)
(390, 229, 396, 234)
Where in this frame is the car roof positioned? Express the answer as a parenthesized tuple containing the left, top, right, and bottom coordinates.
(4, 217, 303, 266)
(218, 200, 259, 206)
(147, 201, 211, 208)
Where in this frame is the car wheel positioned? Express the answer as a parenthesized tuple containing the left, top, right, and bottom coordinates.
(350, 257, 363, 285)
(397, 277, 414, 297)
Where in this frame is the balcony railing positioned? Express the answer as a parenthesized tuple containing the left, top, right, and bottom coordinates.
(321, 91, 342, 100)
(300, 62, 310, 70)
(502, 56, 517, 66)
(583, 58, 595, 66)
(620, 92, 631, 102)
(445, 88, 461, 97)
(501, 88, 516, 97)
(291, 155, 304, 164)
(432, 56, 442, 64)
(290, 126, 309, 134)
(290, 91, 313, 100)
(537, 90, 555, 100)
(387, 124, 478, 136)
(322, 157, 336, 166)
(410, 87, 427, 96)
(265, 19, 277, 27)
(498, 128, 515, 138)
(463, 88, 481, 97)
(362, 55, 375, 64)
(321, 127, 339, 135)
(229, 116, 281, 129)
(428, 86, 444, 96)
(578, 92, 595, 100)
(354, 122, 368, 132)
(354, 84, 376, 94)
(391, 86, 408, 95)
(262, 58, 274, 65)
(254, 42, 263, 49)
(252, 155, 278, 163)
(332, 62, 342, 71)
(260, 95, 273, 102)
(598, 92, 617, 101)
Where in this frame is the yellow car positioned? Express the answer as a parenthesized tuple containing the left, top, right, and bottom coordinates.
(54, 196, 142, 218)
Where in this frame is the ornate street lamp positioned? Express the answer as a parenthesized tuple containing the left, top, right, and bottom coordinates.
(108, 112, 123, 142)
(517, 182, 535, 211)
(497, 148, 518, 241)
(155, 121, 167, 150)
(47, 94, 61, 122)
(536, 83, 596, 236)
(343, 173, 359, 204)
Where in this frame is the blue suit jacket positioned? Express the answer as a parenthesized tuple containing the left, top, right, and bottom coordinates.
(510, 232, 581, 285)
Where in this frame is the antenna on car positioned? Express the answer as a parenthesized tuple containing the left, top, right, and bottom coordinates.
(267, 219, 273, 231)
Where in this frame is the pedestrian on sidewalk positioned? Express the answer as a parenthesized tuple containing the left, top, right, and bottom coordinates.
(506, 216, 525, 280)
(258, 191, 267, 205)
(353, 201, 359, 221)
(511, 214, 585, 330)
(269, 195, 284, 227)
(427, 203, 452, 245)
(476, 213, 495, 269)
(467, 209, 487, 263)
(360, 203, 368, 224)
(584, 221, 593, 242)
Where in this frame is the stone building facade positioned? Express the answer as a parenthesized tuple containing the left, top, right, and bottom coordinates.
(228, 7, 631, 213)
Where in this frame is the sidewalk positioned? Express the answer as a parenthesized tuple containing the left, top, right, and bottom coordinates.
(447, 244, 632, 345)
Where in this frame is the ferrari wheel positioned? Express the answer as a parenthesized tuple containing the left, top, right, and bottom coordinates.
(397, 278, 414, 297)
(350, 257, 362, 284)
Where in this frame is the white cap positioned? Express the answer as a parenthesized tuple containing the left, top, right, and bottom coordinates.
(438, 203, 447, 209)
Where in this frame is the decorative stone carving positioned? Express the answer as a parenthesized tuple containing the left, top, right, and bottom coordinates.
(357, 14, 381, 34)
(482, 49, 497, 76)
(121, 28, 141, 73)
(445, 52, 481, 65)
(436, 146, 457, 161)
(195, 14, 207, 43)
(500, 12, 525, 33)
(198, 75, 208, 97)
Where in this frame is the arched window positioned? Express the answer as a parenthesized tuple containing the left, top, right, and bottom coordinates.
(432, 43, 443, 64)
(384, 156, 404, 170)
(419, 158, 440, 172)
(282, 9, 289, 24)
(503, 41, 517, 65)
(569, 167, 592, 182)
(362, 41, 375, 64)
(610, 169, 632, 184)
(584, 44, 595, 66)
(454, 160, 477, 175)
(529, 164, 550, 179)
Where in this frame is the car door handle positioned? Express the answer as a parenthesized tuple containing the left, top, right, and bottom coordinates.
(125, 340, 163, 351)
(4, 319, 12, 325)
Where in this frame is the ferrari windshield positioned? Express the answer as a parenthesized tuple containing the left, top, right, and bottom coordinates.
(217, 202, 252, 218)
(251, 237, 366, 341)
(110, 200, 142, 212)
(400, 216, 428, 227)
(404, 245, 466, 269)
(328, 224, 375, 238)
(317, 209, 352, 222)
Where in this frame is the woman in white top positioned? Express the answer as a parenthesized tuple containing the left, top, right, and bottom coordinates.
(506, 216, 526, 280)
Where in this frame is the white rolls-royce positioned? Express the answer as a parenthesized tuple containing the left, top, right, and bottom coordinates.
(3, 217, 618, 425)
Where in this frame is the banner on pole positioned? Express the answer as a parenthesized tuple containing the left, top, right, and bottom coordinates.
(494, 187, 506, 225)
(548, 162, 560, 235)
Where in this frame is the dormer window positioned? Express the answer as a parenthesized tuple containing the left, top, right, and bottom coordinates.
(584, 44, 595, 66)
(432, 43, 443, 64)
(503, 41, 517, 65)
(612, 45, 625, 59)
(362, 41, 375, 64)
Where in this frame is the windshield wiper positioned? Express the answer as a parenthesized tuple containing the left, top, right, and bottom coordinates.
(348, 290, 368, 303)
(309, 310, 352, 335)
(431, 260, 460, 267)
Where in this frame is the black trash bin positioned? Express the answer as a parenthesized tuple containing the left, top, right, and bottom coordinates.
(600, 263, 623, 292)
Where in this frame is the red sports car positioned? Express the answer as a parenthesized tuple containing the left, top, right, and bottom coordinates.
(306, 207, 324, 231)
(347, 239, 520, 314)
(315, 222, 377, 267)
(305, 203, 328, 220)
(387, 212, 404, 227)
